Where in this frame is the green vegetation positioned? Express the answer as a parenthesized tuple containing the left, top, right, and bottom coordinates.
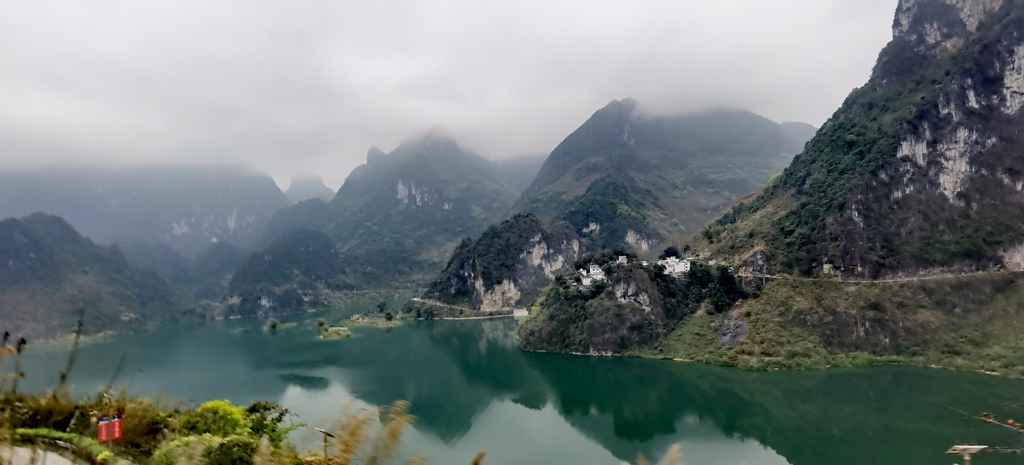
(228, 229, 344, 317)
(633, 272, 1024, 376)
(2, 387, 498, 465)
(1, 390, 299, 465)
(517, 252, 744, 354)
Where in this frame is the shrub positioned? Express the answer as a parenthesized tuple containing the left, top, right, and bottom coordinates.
(180, 400, 250, 437)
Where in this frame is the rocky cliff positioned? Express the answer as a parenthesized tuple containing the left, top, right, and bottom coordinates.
(708, 0, 1024, 277)
(419, 213, 580, 312)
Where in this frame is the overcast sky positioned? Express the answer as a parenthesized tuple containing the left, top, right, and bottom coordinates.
(0, 1, 897, 189)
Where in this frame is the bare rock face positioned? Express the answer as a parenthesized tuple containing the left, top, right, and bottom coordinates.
(421, 214, 581, 311)
(712, 0, 1024, 277)
(719, 313, 749, 348)
(894, 0, 1003, 55)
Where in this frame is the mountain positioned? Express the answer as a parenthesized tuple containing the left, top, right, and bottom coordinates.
(121, 240, 248, 301)
(0, 166, 291, 256)
(0, 213, 178, 339)
(263, 130, 519, 288)
(284, 176, 335, 203)
(490, 154, 548, 195)
(415, 213, 580, 312)
(706, 0, 1024, 277)
(415, 103, 813, 313)
(227, 229, 344, 317)
(515, 101, 813, 251)
(621, 0, 1024, 373)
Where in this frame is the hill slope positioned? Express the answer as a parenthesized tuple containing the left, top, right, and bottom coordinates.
(264, 131, 519, 287)
(417, 102, 813, 312)
(515, 101, 813, 250)
(707, 0, 1024, 277)
(0, 214, 178, 339)
(0, 166, 291, 256)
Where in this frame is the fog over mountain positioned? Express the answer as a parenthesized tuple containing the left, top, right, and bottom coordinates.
(0, 1, 896, 187)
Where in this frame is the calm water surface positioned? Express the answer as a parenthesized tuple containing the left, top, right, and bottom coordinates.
(5, 313, 1024, 465)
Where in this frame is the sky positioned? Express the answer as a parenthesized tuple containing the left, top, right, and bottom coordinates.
(0, 1, 898, 189)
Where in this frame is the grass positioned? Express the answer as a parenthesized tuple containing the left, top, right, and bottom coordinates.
(631, 273, 1024, 376)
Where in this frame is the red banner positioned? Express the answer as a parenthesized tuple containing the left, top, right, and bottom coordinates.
(97, 417, 110, 443)
(111, 415, 123, 441)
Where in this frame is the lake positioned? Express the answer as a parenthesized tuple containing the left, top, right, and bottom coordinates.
(5, 312, 1024, 465)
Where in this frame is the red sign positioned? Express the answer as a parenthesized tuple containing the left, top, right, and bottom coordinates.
(97, 417, 110, 443)
(111, 415, 123, 441)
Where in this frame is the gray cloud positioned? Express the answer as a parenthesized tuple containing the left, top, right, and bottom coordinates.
(0, 0, 897, 188)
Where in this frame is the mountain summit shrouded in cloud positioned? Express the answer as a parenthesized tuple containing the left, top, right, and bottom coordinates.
(0, 1, 896, 186)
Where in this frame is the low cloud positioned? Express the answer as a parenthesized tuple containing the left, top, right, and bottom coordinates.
(0, 0, 897, 188)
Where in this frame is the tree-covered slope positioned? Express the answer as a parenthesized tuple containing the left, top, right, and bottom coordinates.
(707, 0, 1024, 277)
(0, 166, 291, 256)
(226, 229, 344, 317)
(0, 214, 178, 339)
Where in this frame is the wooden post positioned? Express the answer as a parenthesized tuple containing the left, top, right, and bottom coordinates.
(315, 428, 334, 462)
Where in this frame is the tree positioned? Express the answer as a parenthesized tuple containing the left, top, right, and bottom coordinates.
(377, 301, 388, 313)
(659, 246, 680, 260)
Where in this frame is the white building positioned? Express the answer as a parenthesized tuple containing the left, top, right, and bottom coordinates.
(658, 256, 691, 276)
(581, 276, 594, 286)
(617, 255, 628, 264)
(588, 264, 606, 281)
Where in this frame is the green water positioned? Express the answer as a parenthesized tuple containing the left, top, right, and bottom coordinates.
(5, 315, 1024, 465)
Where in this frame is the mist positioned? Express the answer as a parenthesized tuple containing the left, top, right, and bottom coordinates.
(0, 0, 897, 189)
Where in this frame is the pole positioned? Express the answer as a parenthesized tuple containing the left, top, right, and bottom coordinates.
(314, 428, 333, 462)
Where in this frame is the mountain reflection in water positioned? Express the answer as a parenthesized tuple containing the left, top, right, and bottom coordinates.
(6, 317, 1024, 465)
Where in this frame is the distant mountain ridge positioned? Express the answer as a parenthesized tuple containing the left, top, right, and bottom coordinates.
(262, 131, 534, 289)
(0, 213, 178, 339)
(285, 176, 335, 203)
(0, 166, 291, 256)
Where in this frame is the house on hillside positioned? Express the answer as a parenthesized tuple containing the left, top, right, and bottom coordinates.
(588, 264, 606, 281)
(658, 256, 691, 276)
(617, 255, 628, 264)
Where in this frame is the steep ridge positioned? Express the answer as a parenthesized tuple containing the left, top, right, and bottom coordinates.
(0, 166, 290, 256)
(417, 102, 813, 313)
(0, 214, 178, 339)
(707, 0, 1024, 277)
(263, 131, 519, 288)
